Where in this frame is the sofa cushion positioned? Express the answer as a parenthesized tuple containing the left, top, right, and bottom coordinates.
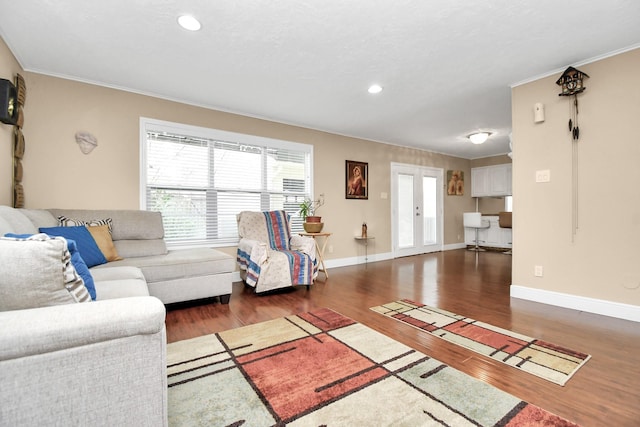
(90, 266, 149, 300)
(18, 209, 58, 229)
(86, 224, 123, 262)
(0, 206, 38, 235)
(0, 234, 91, 311)
(94, 248, 235, 283)
(39, 226, 108, 268)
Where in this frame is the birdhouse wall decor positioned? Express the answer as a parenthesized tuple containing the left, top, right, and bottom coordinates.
(556, 66, 589, 141)
(556, 66, 589, 97)
(556, 66, 590, 243)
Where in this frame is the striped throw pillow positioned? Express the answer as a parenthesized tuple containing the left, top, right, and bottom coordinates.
(58, 216, 113, 234)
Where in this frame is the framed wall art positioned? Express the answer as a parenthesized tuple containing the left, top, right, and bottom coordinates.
(346, 160, 368, 200)
(446, 170, 464, 196)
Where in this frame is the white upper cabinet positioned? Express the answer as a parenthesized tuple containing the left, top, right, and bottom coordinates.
(471, 164, 512, 197)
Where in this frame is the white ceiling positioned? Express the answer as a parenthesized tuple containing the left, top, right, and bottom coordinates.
(1, 1, 639, 159)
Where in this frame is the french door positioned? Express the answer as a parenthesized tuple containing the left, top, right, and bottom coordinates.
(391, 163, 443, 257)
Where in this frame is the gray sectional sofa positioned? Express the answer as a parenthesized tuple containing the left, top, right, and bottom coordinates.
(1, 207, 236, 304)
(0, 205, 236, 426)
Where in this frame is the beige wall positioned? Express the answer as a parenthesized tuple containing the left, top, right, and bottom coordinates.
(1, 45, 478, 261)
(512, 48, 640, 307)
(0, 38, 23, 204)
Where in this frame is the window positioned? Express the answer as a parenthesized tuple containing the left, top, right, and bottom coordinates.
(140, 118, 313, 247)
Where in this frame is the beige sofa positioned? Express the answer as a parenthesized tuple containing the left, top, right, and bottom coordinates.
(0, 206, 236, 426)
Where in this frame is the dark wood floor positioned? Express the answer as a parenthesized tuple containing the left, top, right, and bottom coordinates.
(165, 249, 640, 427)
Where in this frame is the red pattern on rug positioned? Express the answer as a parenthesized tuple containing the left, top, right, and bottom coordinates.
(237, 332, 388, 420)
(505, 404, 580, 427)
(443, 320, 529, 355)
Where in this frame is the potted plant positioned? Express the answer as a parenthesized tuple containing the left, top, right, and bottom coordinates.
(299, 197, 324, 232)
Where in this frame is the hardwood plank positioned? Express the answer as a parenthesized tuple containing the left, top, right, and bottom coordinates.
(165, 249, 640, 427)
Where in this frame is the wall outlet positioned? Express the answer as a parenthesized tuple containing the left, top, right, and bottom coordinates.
(328, 245, 334, 254)
(534, 265, 544, 277)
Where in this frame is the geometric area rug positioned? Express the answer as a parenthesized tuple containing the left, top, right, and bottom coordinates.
(167, 307, 580, 426)
(370, 299, 591, 386)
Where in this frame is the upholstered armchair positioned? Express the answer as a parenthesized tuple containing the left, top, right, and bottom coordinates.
(236, 210, 317, 293)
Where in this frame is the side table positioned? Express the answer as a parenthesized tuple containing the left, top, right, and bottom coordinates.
(354, 236, 374, 264)
(300, 232, 331, 279)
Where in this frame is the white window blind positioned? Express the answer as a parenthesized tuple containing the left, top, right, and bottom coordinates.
(140, 118, 313, 246)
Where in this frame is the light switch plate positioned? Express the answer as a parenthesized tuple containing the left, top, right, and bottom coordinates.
(535, 170, 550, 183)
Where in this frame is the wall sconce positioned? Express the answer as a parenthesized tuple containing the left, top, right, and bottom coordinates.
(468, 132, 492, 144)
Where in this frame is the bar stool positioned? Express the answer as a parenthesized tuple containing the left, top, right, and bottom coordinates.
(498, 211, 512, 255)
(463, 212, 489, 252)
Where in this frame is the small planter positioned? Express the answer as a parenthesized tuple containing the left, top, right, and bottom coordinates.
(303, 222, 324, 233)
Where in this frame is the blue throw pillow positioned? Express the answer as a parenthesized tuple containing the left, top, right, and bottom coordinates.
(39, 226, 107, 268)
(64, 238, 96, 300)
(4, 233, 97, 300)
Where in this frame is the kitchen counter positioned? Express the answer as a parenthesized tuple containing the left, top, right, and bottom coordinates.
(464, 214, 512, 249)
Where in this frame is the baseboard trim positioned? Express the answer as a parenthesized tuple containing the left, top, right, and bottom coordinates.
(326, 244, 464, 269)
(510, 285, 640, 323)
(444, 243, 467, 251)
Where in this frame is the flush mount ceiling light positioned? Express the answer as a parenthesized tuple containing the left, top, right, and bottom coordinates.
(178, 15, 201, 31)
(368, 84, 383, 94)
(468, 131, 492, 144)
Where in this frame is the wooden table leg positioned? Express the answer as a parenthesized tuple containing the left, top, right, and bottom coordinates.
(315, 235, 329, 279)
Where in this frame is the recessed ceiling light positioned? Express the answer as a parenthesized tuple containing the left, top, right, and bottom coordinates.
(178, 15, 201, 31)
(468, 132, 492, 144)
(368, 84, 383, 94)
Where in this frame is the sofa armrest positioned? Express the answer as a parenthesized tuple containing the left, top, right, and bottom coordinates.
(0, 296, 165, 361)
(0, 297, 168, 426)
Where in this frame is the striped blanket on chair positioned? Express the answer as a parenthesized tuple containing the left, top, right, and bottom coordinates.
(236, 210, 316, 293)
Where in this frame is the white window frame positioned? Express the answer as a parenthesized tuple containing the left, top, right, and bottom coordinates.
(139, 117, 314, 248)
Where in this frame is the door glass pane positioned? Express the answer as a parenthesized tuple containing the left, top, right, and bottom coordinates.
(398, 173, 414, 247)
(423, 176, 437, 245)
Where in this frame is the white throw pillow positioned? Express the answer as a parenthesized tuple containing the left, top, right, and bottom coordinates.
(0, 234, 91, 311)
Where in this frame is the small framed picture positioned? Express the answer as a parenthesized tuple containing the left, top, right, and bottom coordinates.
(346, 160, 368, 200)
(447, 170, 464, 196)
